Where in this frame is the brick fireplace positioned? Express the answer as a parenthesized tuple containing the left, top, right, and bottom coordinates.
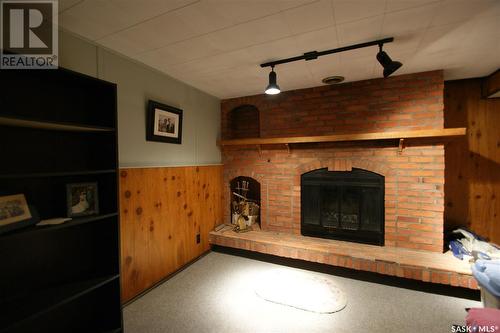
(221, 70, 445, 253)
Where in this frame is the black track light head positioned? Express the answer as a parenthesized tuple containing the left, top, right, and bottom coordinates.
(265, 66, 281, 95)
(377, 44, 403, 78)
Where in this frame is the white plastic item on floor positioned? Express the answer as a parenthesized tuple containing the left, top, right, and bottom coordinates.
(472, 260, 500, 309)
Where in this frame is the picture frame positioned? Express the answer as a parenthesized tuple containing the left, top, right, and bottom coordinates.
(146, 100, 183, 144)
(66, 182, 99, 217)
(0, 194, 39, 234)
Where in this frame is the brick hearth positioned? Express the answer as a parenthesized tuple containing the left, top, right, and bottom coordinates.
(209, 226, 476, 289)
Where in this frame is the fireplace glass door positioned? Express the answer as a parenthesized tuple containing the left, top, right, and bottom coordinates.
(301, 168, 384, 245)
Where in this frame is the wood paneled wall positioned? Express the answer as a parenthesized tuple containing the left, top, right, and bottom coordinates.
(119, 165, 223, 302)
(444, 78, 500, 243)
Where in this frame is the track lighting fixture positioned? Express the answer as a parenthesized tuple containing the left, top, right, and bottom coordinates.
(261, 37, 403, 94)
(376, 44, 403, 78)
(265, 66, 280, 95)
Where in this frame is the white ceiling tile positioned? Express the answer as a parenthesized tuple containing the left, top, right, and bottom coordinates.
(342, 71, 377, 84)
(452, 16, 500, 58)
(445, 61, 499, 81)
(431, 0, 500, 28)
(397, 56, 442, 75)
(171, 1, 235, 35)
(340, 55, 377, 78)
(416, 14, 500, 65)
(60, 0, 500, 98)
(273, 60, 315, 87)
(382, 32, 422, 58)
(281, 0, 335, 35)
(294, 26, 339, 53)
(341, 45, 379, 61)
(60, 1, 131, 40)
(60, 0, 196, 40)
(183, 65, 266, 98)
(247, 37, 301, 64)
(337, 15, 384, 45)
(385, 0, 439, 12)
(106, 0, 196, 23)
(59, 0, 83, 12)
(306, 54, 342, 81)
(206, 14, 292, 52)
(417, 23, 469, 58)
(166, 49, 256, 79)
(381, 2, 441, 35)
(97, 33, 145, 56)
(277, 0, 318, 11)
(137, 36, 222, 67)
(399, 24, 468, 75)
(204, 0, 283, 25)
(130, 52, 165, 71)
(332, 0, 386, 24)
(98, 11, 199, 54)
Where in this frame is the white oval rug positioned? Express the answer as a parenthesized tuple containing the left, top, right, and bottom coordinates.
(254, 268, 347, 313)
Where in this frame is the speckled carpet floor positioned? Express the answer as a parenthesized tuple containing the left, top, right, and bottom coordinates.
(124, 251, 480, 333)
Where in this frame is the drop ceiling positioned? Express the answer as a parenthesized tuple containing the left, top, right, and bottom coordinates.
(59, 0, 500, 99)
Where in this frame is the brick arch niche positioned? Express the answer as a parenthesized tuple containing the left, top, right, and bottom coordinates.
(228, 104, 260, 139)
(228, 175, 263, 228)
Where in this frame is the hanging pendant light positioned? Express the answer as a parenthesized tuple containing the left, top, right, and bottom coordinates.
(376, 44, 403, 78)
(265, 66, 281, 95)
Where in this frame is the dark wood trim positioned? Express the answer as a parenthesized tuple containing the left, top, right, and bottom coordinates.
(482, 68, 500, 98)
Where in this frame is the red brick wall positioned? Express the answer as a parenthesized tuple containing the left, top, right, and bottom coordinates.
(222, 70, 444, 139)
(221, 70, 445, 252)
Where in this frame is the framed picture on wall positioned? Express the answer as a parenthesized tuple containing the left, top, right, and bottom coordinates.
(66, 183, 99, 217)
(146, 100, 183, 144)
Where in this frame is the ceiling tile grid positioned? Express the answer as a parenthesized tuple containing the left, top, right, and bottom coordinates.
(59, 0, 500, 98)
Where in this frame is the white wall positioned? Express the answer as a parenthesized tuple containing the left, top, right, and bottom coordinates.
(59, 30, 221, 167)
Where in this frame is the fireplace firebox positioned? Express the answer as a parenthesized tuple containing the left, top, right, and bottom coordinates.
(301, 168, 384, 245)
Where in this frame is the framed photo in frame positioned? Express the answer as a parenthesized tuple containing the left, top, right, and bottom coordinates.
(146, 100, 183, 144)
(66, 183, 99, 217)
(0, 194, 39, 234)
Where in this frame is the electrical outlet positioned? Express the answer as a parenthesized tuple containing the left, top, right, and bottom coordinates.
(196, 234, 200, 244)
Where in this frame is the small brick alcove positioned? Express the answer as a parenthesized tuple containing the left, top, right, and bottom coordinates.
(227, 104, 260, 139)
(221, 70, 446, 253)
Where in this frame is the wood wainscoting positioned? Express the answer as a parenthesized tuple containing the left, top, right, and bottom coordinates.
(445, 78, 500, 243)
(119, 165, 223, 302)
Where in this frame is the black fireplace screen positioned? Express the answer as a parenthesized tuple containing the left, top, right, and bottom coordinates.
(301, 168, 384, 245)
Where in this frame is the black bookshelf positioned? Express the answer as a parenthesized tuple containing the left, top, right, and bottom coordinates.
(0, 68, 122, 333)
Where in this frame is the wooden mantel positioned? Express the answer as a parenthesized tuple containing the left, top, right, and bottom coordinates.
(219, 128, 467, 147)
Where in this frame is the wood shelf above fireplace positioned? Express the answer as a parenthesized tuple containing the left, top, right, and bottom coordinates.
(218, 128, 467, 147)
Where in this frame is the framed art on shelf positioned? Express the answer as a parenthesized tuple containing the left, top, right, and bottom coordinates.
(146, 100, 183, 144)
(66, 182, 99, 217)
(0, 194, 39, 234)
